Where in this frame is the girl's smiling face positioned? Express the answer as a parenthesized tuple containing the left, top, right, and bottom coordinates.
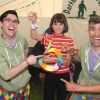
(52, 22, 64, 35)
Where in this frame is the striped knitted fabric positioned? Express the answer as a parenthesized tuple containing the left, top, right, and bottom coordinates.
(0, 83, 30, 100)
(42, 34, 74, 74)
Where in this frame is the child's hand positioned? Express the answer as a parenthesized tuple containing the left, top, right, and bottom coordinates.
(61, 43, 70, 53)
(43, 55, 56, 64)
(63, 53, 71, 66)
(28, 11, 37, 23)
(70, 48, 78, 56)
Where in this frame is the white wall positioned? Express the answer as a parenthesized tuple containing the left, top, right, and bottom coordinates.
(18, 17, 89, 48)
(18, 17, 50, 47)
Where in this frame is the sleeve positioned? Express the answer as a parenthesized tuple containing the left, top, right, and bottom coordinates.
(33, 60, 41, 68)
(19, 33, 29, 54)
(67, 38, 74, 47)
(41, 34, 48, 46)
(0, 52, 11, 80)
(71, 38, 74, 47)
(24, 38, 29, 53)
(77, 71, 82, 84)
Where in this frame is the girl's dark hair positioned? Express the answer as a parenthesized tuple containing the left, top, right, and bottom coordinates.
(0, 10, 19, 22)
(89, 16, 100, 24)
(49, 13, 69, 33)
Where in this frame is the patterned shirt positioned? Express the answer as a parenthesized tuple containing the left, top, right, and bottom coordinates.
(42, 33, 74, 74)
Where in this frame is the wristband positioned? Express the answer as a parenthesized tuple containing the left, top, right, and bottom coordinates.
(31, 24, 39, 30)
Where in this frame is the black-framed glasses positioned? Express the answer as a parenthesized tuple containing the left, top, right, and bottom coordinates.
(3, 18, 20, 24)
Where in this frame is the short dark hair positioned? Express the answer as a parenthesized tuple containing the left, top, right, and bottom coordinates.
(89, 16, 100, 24)
(49, 13, 69, 33)
(0, 10, 19, 22)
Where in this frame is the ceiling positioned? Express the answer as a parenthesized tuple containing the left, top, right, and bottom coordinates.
(0, 0, 62, 17)
(0, 0, 16, 7)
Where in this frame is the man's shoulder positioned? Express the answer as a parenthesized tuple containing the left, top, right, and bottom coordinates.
(80, 41, 90, 51)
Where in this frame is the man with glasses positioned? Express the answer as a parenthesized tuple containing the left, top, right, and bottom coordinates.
(3, 17, 20, 24)
(0, 10, 41, 100)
